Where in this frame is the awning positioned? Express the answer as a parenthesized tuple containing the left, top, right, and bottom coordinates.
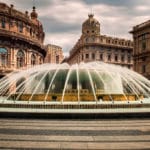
(0, 48, 7, 54)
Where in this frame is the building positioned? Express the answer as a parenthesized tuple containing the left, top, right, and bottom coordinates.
(0, 3, 46, 78)
(44, 44, 64, 64)
(67, 14, 133, 69)
(130, 20, 150, 79)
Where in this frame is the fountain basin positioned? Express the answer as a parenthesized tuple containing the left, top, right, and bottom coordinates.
(10, 93, 143, 101)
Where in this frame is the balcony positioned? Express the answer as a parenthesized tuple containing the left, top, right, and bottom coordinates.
(0, 29, 45, 50)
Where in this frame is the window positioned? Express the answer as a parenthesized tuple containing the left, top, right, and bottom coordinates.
(85, 38, 89, 42)
(31, 54, 36, 66)
(56, 55, 59, 64)
(115, 55, 118, 62)
(82, 54, 84, 60)
(10, 19, 13, 26)
(0, 48, 7, 66)
(128, 50, 131, 54)
(92, 53, 95, 60)
(17, 50, 25, 68)
(18, 22, 23, 33)
(142, 42, 146, 50)
(121, 55, 124, 62)
(128, 56, 131, 63)
(142, 65, 146, 73)
(100, 54, 103, 60)
(128, 65, 131, 69)
(107, 54, 111, 61)
(48, 54, 51, 63)
(30, 28, 32, 36)
(93, 46, 96, 49)
(1, 18, 5, 28)
(141, 34, 146, 40)
(39, 57, 43, 64)
(107, 40, 110, 43)
(142, 57, 146, 62)
(121, 50, 124, 53)
(86, 54, 89, 59)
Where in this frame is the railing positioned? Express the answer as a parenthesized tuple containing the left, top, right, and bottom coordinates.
(0, 29, 45, 49)
(0, 66, 35, 73)
(134, 20, 150, 29)
(0, 66, 13, 71)
(0, 102, 150, 110)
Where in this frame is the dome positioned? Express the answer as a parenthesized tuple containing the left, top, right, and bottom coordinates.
(30, 6, 38, 19)
(82, 14, 100, 36)
(0, 62, 150, 103)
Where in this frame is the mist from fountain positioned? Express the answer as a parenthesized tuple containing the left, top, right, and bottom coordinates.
(0, 61, 150, 104)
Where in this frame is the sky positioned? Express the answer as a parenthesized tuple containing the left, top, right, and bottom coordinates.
(3, 0, 150, 56)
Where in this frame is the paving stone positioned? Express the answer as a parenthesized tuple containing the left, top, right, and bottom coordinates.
(0, 119, 150, 149)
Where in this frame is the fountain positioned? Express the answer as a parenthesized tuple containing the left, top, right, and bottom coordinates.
(0, 61, 150, 117)
(0, 61, 150, 106)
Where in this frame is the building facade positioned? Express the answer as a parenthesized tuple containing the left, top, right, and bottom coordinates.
(0, 3, 46, 78)
(130, 20, 150, 79)
(67, 14, 133, 69)
(44, 44, 64, 64)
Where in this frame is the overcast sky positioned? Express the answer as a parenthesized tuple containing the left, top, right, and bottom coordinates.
(3, 0, 150, 56)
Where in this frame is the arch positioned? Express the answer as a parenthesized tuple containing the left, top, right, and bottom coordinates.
(0, 47, 7, 67)
(31, 53, 36, 66)
(17, 50, 25, 68)
(39, 56, 43, 64)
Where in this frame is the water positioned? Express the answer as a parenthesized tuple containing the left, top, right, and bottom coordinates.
(0, 61, 150, 104)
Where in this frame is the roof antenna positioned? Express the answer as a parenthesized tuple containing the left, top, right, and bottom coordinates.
(88, 6, 94, 18)
(91, 6, 93, 14)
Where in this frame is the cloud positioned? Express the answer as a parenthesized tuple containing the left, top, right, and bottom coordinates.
(39, 0, 89, 24)
(135, 5, 150, 11)
(45, 31, 80, 55)
(2, 0, 150, 56)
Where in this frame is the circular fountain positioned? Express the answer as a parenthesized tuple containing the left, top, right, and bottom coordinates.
(0, 62, 150, 115)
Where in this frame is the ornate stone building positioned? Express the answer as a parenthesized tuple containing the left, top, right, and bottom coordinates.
(67, 14, 133, 69)
(44, 44, 64, 64)
(130, 20, 150, 79)
(0, 3, 46, 78)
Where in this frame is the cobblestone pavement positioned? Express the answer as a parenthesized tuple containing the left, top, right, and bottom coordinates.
(0, 119, 150, 149)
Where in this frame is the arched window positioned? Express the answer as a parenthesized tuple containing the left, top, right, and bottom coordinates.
(1, 18, 5, 28)
(31, 54, 36, 66)
(39, 56, 43, 64)
(0, 48, 7, 67)
(17, 50, 25, 68)
(18, 22, 23, 33)
(56, 55, 59, 64)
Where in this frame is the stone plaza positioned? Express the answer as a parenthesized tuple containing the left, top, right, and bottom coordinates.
(0, 118, 150, 149)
